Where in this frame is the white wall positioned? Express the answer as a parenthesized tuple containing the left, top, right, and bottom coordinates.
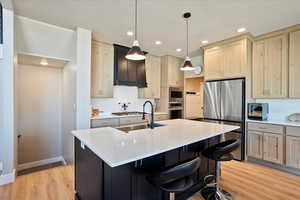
(255, 99, 300, 120)
(62, 62, 77, 163)
(15, 16, 75, 61)
(91, 86, 155, 113)
(76, 28, 91, 129)
(0, 8, 15, 175)
(17, 64, 62, 164)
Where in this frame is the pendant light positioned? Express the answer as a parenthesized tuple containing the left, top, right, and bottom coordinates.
(126, 0, 145, 61)
(180, 12, 195, 71)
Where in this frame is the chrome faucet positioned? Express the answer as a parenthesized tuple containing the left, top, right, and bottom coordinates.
(142, 101, 154, 129)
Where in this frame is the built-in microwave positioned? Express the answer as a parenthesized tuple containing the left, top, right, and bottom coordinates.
(169, 87, 184, 102)
(248, 103, 269, 121)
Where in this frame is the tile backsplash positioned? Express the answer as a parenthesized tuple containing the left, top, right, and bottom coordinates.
(91, 86, 156, 114)
(255, 99, 300, 120)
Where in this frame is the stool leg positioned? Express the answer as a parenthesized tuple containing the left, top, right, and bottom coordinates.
(216, 162, 234, 200)
(169, 192, 175, 200)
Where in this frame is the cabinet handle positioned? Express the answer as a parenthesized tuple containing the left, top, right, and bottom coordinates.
(134, 161, 138, 168)
(140, 159, 143, 167)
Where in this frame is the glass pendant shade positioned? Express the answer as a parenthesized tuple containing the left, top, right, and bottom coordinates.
(126, 40, 146, 60)
(180, 57, 195, 71)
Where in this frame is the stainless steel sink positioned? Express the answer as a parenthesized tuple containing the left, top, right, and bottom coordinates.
(112, 111, 145, 116)
(116, 123, 165, 133)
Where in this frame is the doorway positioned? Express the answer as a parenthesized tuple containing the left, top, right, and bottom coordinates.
(16, 54, 68, 171)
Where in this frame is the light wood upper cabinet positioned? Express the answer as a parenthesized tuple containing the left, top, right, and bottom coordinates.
(91, 41, 114, 98)
(161, 56, 184, 88)
(168, 56, 184, 87)
(223, 40, 245, 78)
(138, 54, 161, 99)
(247, 131, 263, 159)
(204, 47, 224, 80)
(204, 38, 251, 81)
(289, 30, 300, 98)
(252, 34, 288, 98)
(286, 136, 300, 169)
(263, 132, 283, 165)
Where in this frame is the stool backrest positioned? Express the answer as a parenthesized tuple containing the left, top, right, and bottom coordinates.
(150, 157, 200, 186)
(213, 139, 240, 160)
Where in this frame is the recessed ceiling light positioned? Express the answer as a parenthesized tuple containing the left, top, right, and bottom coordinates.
(155, 41, 162, 45)
(202, 40, 208, 44)
(40, 59, 48, 66)
(127, 31, 134, 36)
(237, 27, 246, 33)
(176, 48, 182, 52)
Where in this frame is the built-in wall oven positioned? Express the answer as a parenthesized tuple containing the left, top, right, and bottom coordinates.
(169, 87, 184, 102)
(169, 87, 184, 119)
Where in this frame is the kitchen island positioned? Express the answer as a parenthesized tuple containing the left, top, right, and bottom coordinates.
(72, 119, 239, 200)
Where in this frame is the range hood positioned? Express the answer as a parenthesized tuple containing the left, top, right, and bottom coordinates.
(113, 44, 147, 88)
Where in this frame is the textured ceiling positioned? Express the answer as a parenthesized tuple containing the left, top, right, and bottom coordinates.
(13, 0, 300, 57)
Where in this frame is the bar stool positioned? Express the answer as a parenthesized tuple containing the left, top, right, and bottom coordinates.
(201, 139, 240, 200)
(148, 157, 201, 200)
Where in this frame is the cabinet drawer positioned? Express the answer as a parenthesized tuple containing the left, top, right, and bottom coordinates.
(154, 114, 169, 121)
(286, 126, 300, 137)
(247, 123, 284, 134)
(119, 117, 139, 125)
(91, 118, 119, 128)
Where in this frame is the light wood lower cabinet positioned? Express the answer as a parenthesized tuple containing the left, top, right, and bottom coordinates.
(286, 136, 300, 169)
(263, 133, 283, 165)
(247, 123, 284, 165)
(247, 131, 263, 159)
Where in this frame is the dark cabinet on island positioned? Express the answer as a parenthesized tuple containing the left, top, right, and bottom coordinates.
(74, 137, 218, 200)
(72, 119, 239, 200)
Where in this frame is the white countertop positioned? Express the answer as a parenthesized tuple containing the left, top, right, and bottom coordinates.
(91, 112, 168, 120)
(72, 119, 239, 167)
(247, 119, 300, 127)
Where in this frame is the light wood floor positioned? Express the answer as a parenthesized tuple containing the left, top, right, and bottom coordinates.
(1, 161, 300, 200)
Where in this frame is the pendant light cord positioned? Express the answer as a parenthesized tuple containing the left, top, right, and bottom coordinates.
(135, 0, 138, 41)
(186, 18, 189, 58)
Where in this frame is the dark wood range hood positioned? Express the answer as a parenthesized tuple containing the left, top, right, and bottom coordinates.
(113, 44, 147, 88)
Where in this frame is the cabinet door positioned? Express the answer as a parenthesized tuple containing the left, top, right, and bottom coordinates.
(253, 34, 288, 98)
(223, 40, 245, 78)
(286, 136, 300, 169)
(168, 56, 184, 87)
(247, 131, 263, 159)
(204, 47, 224, 80)
(263, 133, 283, 164)
(185, 94, 202, 119)
(91, 41, 114, 98)
(139, 55, 161, 98)
(289, 30, 300, 98)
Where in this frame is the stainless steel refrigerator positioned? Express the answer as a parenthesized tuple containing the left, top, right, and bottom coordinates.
(203, 78, 245, 161)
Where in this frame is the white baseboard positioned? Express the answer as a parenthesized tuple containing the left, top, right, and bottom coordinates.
(18, 156, 65, 171)
(0, 169, 16, 186)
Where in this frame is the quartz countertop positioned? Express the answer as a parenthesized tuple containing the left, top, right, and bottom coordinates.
(91, 112, 168, 120)
(247, 119, 300, 127)
(72, 119, 239, 167)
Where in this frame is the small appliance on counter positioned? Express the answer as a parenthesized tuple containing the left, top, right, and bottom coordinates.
(288, 113, 300, 122)
(248, 103, 269, 121)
